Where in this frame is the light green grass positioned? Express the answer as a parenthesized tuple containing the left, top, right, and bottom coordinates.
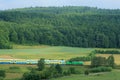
(52, 70, 120, 80)
(0, 46, 94, 59)
(0, 45, 120, 60)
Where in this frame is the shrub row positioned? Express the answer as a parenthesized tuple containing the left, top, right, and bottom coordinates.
(89, 66, 112, 73)
(69, 56, 91, 61)
(95, 50, 120, 54)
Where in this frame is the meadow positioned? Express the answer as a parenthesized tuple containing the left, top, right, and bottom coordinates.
(0, 45, 94, 60)
(0, 45, 120, 65)
(0, 45, 120, 80)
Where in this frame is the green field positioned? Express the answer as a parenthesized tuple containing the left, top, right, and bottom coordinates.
(0, 64, 36, 80)
(1, 64, 120, 80)
(0, 45, 94, 60)
(0, 45, 120, 64)
(52, 70, 120, 80)
(0, 45, 120, 80)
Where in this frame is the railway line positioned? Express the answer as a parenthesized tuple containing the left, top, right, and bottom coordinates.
(0, 58, 84, 65)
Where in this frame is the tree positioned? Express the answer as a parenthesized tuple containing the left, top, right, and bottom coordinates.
(1, 7, 120, 48)
(0, 30, 12, 49)
(107, 55, 115, 68)
(9, 31, 18, 43)
(55, 64, 63, 74)
(95, 33, 109, 48)
(46, 64, 60, 78)
(91, 56, 107, 67)
(37, 58, 45, 71)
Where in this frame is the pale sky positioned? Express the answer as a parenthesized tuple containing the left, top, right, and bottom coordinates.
(0, 0, 120, 10)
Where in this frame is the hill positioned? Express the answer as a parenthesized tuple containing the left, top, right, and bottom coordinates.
(0, 6, 120, 48)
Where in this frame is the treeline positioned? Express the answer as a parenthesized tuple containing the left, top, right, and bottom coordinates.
(0, 6, 120, 48)
(95, 50, 120, 54)
(68, 51, 95, 62)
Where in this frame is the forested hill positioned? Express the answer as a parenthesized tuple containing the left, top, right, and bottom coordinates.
(0, 6, 120, 49)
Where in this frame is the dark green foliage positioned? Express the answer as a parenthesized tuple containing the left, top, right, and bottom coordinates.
(84, 70, 89, 75)
(68, 67, 76, 74)
(91, 55, 115, 68)
(68, 52, 95, 62)
(107, 55, 115, 68)
(0, 70, 6, 78)
(37, 58, 45, 71)
(95, 50, 120, 54)
(91, 57, 107, 67)
(38, 70, 51, 79)
(63, 70, 71, 76)
(0, 30, 12, 49)
(55, 64, 63, 74)
(68, 56, 91, 61)
(90, 66, 112, 73)
(0, 7, 120, 48)
(45, 65, 58, 78)
(22, 72, 40, 80)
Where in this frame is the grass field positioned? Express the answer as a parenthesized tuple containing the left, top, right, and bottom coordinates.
(0, 45, 120, 64)
(0, 45, 94, 60)
(52, 70, 120, 80)
(0, 45, 120, 80)
(0, 64, 37, 80)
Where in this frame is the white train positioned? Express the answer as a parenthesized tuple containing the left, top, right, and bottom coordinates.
(0, 59, 65, 64)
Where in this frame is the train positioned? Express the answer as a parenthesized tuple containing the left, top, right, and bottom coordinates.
(0, 59, 84, 65)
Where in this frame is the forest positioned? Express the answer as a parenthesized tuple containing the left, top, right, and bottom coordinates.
(0, 6, 120, 48)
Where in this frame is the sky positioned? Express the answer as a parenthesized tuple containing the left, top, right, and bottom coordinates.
(0, 0, 120, 10)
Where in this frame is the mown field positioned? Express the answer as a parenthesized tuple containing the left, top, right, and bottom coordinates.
(0, 45, 94, 60)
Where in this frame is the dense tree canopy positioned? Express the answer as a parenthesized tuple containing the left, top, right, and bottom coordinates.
(0, 6, 120, 48)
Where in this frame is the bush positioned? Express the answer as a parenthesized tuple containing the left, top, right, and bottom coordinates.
(0, 70, 6, 78)
(9, 66, 20, 69)
(84, 70, 89, 75)
(90, 66, 112, 73)
(69, 56, 91, 61)
(68, 67, 76, 74)
(55, 64, 63, 74)
(22, 72, 41, 80)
